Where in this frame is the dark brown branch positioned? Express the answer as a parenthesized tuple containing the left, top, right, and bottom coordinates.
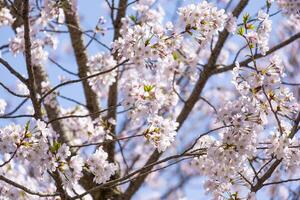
(58, 94, 87, 108)
(0, 81, 28, 98)
(0, 57, 27, 84)
(282, 81, 300, 86)
(0, 98, 28, 117)
(70, 133, 144, 148)
(39, 61, 125, 104)
(251, 112, 300, 192)
(49, 57, 78, 77)
(46, 104, 120, 124)
(263, 178, 300, 186)
(62, 0, 101, 120)
(71, 152, 203, 199)
(0, 175, 59, 197)
(105, 0, 128, 165)
(213, 32, 300, 74)
(160, 175, 192, 199)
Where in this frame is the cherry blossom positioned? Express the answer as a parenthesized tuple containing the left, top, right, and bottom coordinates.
(144, 115, 179, 152)
(0, 7, 14, 27)
(0, 0, 300, 199)
(87, 52, 117, 96)
(86, 147, 117, 184)
(178, 1, 227, 44)
(276, 0, 300, 16)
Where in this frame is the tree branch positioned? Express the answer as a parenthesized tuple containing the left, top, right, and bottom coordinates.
(23, 0, 42, 119)
(0, 57, 27, 85)
(251, 112, 300, 192)
(212, 32, 300, 74)
(0, 175, 59, 197)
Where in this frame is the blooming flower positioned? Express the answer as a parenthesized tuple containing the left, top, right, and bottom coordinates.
(178, 1, 227, 43)
(86, 147, 117, 184)
(144, 115, 179, 152)
(0, 8, 14, 27)
(87, 52, 117, 95)
(276, 0, 300, 17)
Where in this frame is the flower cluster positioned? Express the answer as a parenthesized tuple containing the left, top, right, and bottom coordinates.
(132, 0, 165, 24)
(233, 55, 298, 117)
(0, 7, 14, 27)
(61, 155, 84, 189)
(0, 117, 118, 194)
(264, 121, 300, 169)
(9, 27, 57, 66)
(192, 99, 262, 197)
(87, 52, 117, 96)
(121, 70, 179, 151)
(8, 1, 60, 66)
(38, 0, 65, 26)
(244, 10, 272, 55)
(192, 55, 299, 198)
(113, 23, 182, 67)
(178, 1, 227, 43)
(112, 1, 230, 152)
(86, 147, 117, 184)
(257, 10, 272, 55)
(144, 115, 179, 152)
(40, 80, 57, 108)
(0, 120, 68, 177)
(122, 75, 178, 123)
(276, 0, 300, 17)
(61, 106, 108, 145)
(226, 13, 238, 33)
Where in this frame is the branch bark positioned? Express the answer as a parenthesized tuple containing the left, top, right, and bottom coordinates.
(0, 175, 59, 197)
(105, 0, 128, 164)
(23, 0, 42, 119)
(62, 0, 100, 120)
(61, 0, 124, 198)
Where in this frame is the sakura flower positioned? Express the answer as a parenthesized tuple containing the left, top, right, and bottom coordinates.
(122, 75, 178, 124)
(266, 132, 292, 159)
(257, 11, 272, 55)
(0, 124, 22, 154)
(16, 79, 29, 96)
(178, 1, 227, 44)
(41, 81, 57, 108)
(87, 52, 117, 95)
(226, 13, 237, 33)
(112, 23, 182, 67)
(276, 0, 300, 17)
(0, 8, 14, 27)
(144, 115, 179, 152)
(56, 143, 71, 160)
(86, 147, 117, 184)
(61, 107, 107, 145)
(132, 0, 164, 24)
(69, 155, 84, 175)
(36, 119, 51, 138)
